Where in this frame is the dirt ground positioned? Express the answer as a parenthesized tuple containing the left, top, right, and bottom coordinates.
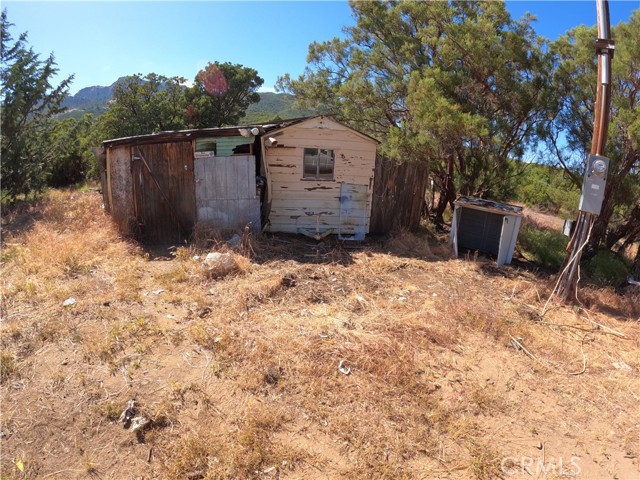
(1, 190, 639, 479)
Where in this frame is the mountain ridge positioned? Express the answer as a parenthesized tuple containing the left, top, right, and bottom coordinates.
(60, 79, 315, 123)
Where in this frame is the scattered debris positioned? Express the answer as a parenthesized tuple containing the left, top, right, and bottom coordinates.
(185, 469, 205, 480)
(338, 360, 351, 375)
(118, 399, 136, 429)
(282, 275, 296, 288)
(62, 297, 76, 307)
(202, 252, 237, 278)
(129, 416, 150, 432)
(510, 336, 524, 351)
(612, 361, 632, 372)
(628, 276, 640, 286)
(264, 366, 282, 385)
(144, 289, 165, 296)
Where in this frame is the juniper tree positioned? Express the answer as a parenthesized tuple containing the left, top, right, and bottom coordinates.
(1, 9, 73, 202)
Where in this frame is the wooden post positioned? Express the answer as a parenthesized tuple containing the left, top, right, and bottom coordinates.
(557, 0, 614, 301)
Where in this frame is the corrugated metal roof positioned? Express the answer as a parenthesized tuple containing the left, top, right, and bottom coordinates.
(101, 115, 380, 148)
(454, 196, 523, 216)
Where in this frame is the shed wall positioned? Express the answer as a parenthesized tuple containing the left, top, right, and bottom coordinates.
(264, 117, 377, 235)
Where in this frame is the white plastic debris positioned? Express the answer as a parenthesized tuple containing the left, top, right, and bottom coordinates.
(62, 297, 77, 307)
(202, 252, 236, 278)
(129, 416, 150, 432)
(338, 360, 351, 375)
(628, 276, 640, 286)
(612, 361, 632, 372)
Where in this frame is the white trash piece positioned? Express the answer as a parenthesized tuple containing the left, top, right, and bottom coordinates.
(202, 252, 237, 278)
(62, 297, 77, 307)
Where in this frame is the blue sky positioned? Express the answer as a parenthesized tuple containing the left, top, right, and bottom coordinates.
(3, 1, 638, 95)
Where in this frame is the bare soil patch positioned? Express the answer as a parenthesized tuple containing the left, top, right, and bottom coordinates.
(1, 190, 638, 479)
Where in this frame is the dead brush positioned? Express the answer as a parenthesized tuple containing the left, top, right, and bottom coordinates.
(192, 221, 256, 258)
(386, 228, 437, 259)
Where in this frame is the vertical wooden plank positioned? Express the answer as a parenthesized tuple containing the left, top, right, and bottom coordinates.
(369, 155, 428, 233)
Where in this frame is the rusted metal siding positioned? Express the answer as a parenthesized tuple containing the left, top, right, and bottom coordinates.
(107, 145, 135, 236)
(194, 155, 260, 231)
(131, 141, 196, 244)
(264, 117, 377, 236)
(369, 156, 429, 233)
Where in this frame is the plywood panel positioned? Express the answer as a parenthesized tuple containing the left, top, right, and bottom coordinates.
(195, 155, 260, 232)
(108, 146, 134, 235)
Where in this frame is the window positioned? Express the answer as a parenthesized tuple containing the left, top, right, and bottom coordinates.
(195, 138, 217, 157)
(303, 148, 334, 180)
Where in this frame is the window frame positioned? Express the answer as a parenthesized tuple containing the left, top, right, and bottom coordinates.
(302, 147, 335, 181)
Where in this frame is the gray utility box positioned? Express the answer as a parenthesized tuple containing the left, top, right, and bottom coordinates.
(579, 154, 609, 215)
(450, 196, 523, 266)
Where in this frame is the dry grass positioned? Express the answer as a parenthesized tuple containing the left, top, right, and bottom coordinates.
(1, 189, 639, 479)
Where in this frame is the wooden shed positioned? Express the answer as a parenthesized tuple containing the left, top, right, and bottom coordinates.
(449, 196, 523, 266)
(99, 116, 380, 244)
(261, 116, 378, 240)
(101, 128, 261, 244)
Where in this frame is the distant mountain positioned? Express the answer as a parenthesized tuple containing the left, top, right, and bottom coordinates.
(59, 78, 125, 119)
(242, 92, 317, 124)
(59, 79, 316, 123)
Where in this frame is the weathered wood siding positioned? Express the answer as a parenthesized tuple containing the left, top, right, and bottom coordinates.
(195, 154, 260, 231)
(131, 141, 196, 244)
(264, 117, 377, 235)
(106, 145, 134, 235)
(369, 156, 429, 233)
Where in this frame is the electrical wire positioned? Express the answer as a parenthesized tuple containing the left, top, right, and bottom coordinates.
(541, 219, 595, 316)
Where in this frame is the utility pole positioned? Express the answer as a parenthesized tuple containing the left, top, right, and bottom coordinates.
(556, 0, 615, 302)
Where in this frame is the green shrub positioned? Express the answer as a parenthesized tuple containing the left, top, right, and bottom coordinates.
(518, 225, 569, 270)
(582, 250, 630, 287)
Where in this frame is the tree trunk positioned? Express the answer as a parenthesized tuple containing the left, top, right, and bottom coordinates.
(434, 154, 456, 226)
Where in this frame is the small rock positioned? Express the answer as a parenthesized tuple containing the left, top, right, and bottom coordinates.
(227, 234, 241, 248)
(62, 297, 77, 307)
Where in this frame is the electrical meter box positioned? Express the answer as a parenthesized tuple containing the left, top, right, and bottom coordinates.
(579, 154, 609, 215)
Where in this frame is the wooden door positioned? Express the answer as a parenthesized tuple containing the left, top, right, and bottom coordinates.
(131, 141, 195, 244)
